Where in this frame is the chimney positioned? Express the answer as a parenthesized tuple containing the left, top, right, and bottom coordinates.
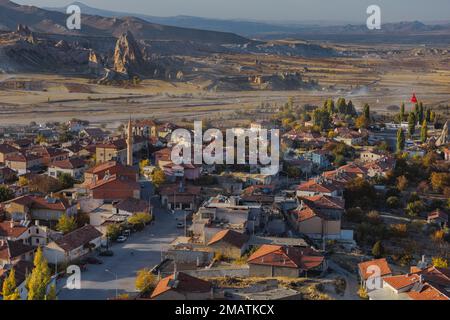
(10, 221, 14, 229)
(173, 263, 178, 281)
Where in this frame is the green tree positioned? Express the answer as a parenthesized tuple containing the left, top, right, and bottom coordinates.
(325, 98, 335, 114)
(418, 102, 424, 124)
(363, 103, 370, 121)
(396, 128, 405, 153)
(400, 103, 405, 121)
(58, 173, 75, 189)
(372, 240, 384, 258)
(135, 268, 156, 293)
(425, 108, 431, 122)
(56, 214, 77, 234)
(420, 120, 428, 143)
(312, 108, 331, 131)
(407, 112, 416, 138)
(27, 247, 52, 300)
(0, 185, 14, 202)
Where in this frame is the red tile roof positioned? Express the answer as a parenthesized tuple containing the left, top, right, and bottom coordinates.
(247, 245, 324, 270)
(151, 272, 212, 299)
(207, 229, 249, 248)
(0, 221, 28, 238)
(358, 258, 392, 281)
(54, 225, 102, 252)
(51, 157, 86, 169)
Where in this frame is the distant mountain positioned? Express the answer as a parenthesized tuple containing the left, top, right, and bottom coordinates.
(43, 2, 450, 44)
(0, 0, 249, 44)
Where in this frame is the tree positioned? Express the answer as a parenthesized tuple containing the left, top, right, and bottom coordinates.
(432, 257, 448, 268)
(363, 103, 370, 121)
(128, 212, 152, 231)
(418, 102, 424, 124)
(56, 214, 77, 234)
(420, 120, 428, 143)
(286, 166, 302, 178)
(430, 172, 450, 192)
(2, 268, 20, 300)
(325, 98, 335, 114)
(407, 112, 416, 138)
(396, 128, 405, 153)
(400, 103, 405, 121)
(355, 115, 369, 129)
(27, 247, 51, 300)
(150, 168, 166, 188)
(58, 173, 75, 189)
(106, 224, 121, 241)
(372, 240, 384, 258)
(405, 200, 425, 217)
(0, 185, 14, 203)
(312, 108, 331, 131)
(135, 268, 156, 293)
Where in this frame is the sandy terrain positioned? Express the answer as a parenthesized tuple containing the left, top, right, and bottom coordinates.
(0, 47, 449, 127)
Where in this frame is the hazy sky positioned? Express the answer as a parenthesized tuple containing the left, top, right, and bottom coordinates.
(14, 0, 450, 23)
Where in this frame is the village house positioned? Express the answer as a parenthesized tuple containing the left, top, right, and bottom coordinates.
(247, 245, 325, 278)
(5, 153, 43, 175)
(87, 174, 141, 201)
(296, 177, 343, 199)
(0, 144, 20, 164)
(0, 239, 35, 268)
(113, 198, 151, 216)
(358, 258, 393, 289)
(207, 229, 249, 259)
(288, 195, 344, 240)
(47, 157, 86, 180)
(363, 156, 396, 178)
(80, 128, 107, 140)
(133, 119, 159, 138)
(0, 220, 53, 246)
(162, 162, 201, 182)
(29, 146, 69, 167)
(360, 149, 387, 162)
(84, 161, 138, 184)
(150, 272, 213, 300)
(43, 224, 103, 265)
(0, 167, 16, 184)
(303, 149, 331, 170)
(160, 183, 201, 213)
(334, 127, 365, 146)
(3, 195, 77, 223)
(369, 266, 450, 300)
(95, 139, 128, 164)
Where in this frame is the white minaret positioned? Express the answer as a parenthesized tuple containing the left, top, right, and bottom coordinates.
(126, 117, 133, 166)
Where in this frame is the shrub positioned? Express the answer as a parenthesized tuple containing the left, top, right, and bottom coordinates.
(386, 196, 400, 209)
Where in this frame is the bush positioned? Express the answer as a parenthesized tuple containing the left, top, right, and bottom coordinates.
(386, 196, 400, 209)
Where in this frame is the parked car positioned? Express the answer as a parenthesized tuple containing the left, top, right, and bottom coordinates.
(99, 250, 114, 257)
(116, 235, 127, 243)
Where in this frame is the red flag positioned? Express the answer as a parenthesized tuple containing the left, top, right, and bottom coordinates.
(410, 93, 418, 104)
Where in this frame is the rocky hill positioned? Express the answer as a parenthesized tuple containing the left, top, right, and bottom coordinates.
(0, 0, 249, 45)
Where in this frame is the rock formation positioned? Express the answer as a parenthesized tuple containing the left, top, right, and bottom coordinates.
(435, 121, 449, 147)
(113, 31, 145, 77)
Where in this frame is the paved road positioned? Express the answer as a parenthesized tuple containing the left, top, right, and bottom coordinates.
(57, 204, 185, 300)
